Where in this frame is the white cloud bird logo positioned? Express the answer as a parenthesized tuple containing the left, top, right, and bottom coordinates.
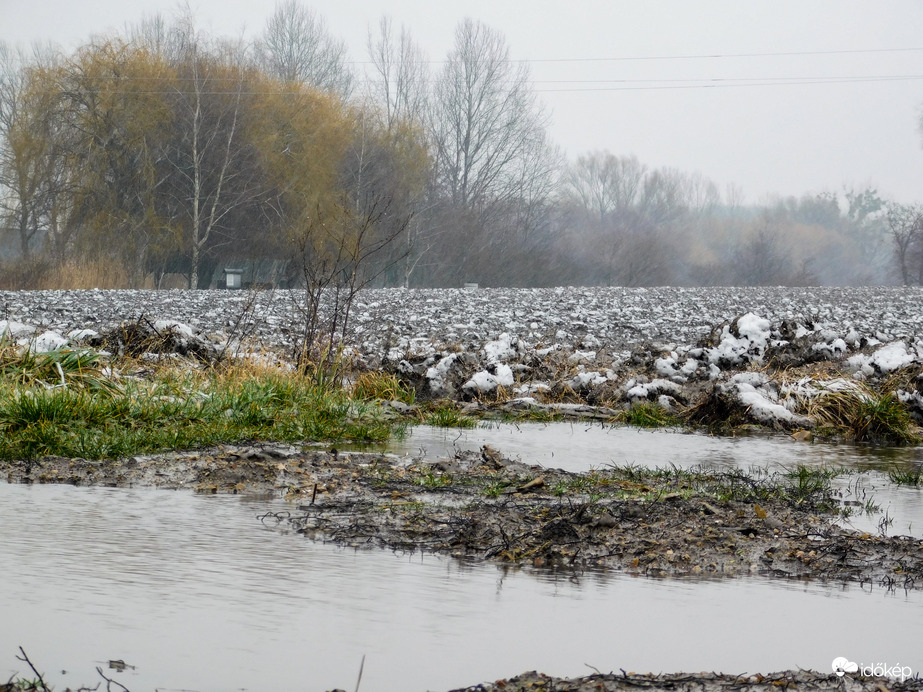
(832, 657, 859, 677)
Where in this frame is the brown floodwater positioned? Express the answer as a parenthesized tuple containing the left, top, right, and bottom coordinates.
(2, 475, 922, 691)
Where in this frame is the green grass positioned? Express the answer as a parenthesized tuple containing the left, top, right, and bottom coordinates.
(888, 465, 923, 486)
(424, 403, 478, 428)
(415, 469, 453, 488)
(0, 349, 401, 460)
(618, 401, 682, 428)
(851, 393, 918, 445)
(806, 386, 918, 446)
(0, 341, 119, 395)
(591, 463, 843, 512)
(456, 460, 846, 514)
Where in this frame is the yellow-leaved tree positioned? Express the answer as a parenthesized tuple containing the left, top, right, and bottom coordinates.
(45, 40, 176, 284)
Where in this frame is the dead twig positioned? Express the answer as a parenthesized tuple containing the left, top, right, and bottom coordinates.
(95, 666, 130, 692)
(354, 654, 365, 692)
(15, 647, 50, 692)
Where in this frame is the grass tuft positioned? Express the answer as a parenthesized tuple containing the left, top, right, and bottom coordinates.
(424, 403, 478, 428)
(804, 385, 918, 445)
(888, 465, 923, 486)
(619, 401, 681, 428)
(0, 340, 120, 395)
(351, 371, 416, 404)
(851, 393, 918, 445)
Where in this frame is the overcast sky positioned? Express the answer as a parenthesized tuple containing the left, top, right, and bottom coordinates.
(3, 0, 922, 205)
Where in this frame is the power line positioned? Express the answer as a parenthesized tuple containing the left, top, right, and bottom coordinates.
(532, 73, 923, 84)
(36, 73, 923, 96)
(534, 74, 923, 92)
(348, 46, 923, 65)
(5, 43, 923, 67)
(516, 46, 923, 63)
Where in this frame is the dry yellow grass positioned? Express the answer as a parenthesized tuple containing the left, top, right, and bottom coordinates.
(39, 258, 133, 290)
(0, 257, 135, 290)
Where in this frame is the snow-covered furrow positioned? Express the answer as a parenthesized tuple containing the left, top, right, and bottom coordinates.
(2, 286, 922, 353)
(4, 286, 923, 432)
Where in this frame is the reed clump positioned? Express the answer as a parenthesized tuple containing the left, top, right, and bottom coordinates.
(804, 383, 918, 445)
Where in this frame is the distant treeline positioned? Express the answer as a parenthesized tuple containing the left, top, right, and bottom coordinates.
(1, 2, 921, 289)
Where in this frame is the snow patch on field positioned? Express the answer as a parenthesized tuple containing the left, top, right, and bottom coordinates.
(31, 330, 69, 352)
(4, 288, 923, 432)
(463, 364, 515, 394)
(708, 312, 771, 367)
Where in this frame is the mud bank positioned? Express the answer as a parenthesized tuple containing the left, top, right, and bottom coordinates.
(6, 444, 923, 692)
(447, 669, 922, 692)
(6, 442, 922, 588)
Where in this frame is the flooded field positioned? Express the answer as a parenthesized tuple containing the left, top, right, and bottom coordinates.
(3, 425, 923, 690)
(364, 422, 923, 537)
(374, 421, 923, 472)
(2, 481, 922, 692)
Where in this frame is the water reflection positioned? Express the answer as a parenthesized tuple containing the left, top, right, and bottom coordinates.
(1, 483, 922, 691)
(369, 422, 923, 474)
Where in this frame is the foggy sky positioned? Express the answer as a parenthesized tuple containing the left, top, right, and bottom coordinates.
(3, 0, 922, 205)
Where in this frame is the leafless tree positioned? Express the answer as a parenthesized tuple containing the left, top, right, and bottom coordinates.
(564, 151, 646, 224)
(290, 194, 412, 379)
(257, 0, 353, 97)
(887, 202, 923, 285)
(429, 18, 551, 212)
(126, 12, 171, 56)
(561, 152, 687, 286)
(166, 19, 264, 288)
(679, 170, 720, 217)
(733, 221, 792, 285)
(423, 19, 558, 285)
(724, 182, 745, 212)
(362, 19, 434, 286)
(637, 168, 687, 228)
(366, 16, 428, 130)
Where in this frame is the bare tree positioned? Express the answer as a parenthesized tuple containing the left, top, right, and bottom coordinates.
(291, 194, 412, 379)
(366, 16, 428, 130)
(423, 19, 558, 285)
(679, 170, 720, 217)
(165, 20, 265, 288)
(637, 168, 687, 228)
(561, 152, 686, 286)
(564, 151, 646, 224)
(724, 182, 746, 212)
(887, 203, 923, 285)
(429, 18, 550, 212)
(126, 13, 171, 56)
(257, 0, 353, 97)
(733, 221, 792, 285)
